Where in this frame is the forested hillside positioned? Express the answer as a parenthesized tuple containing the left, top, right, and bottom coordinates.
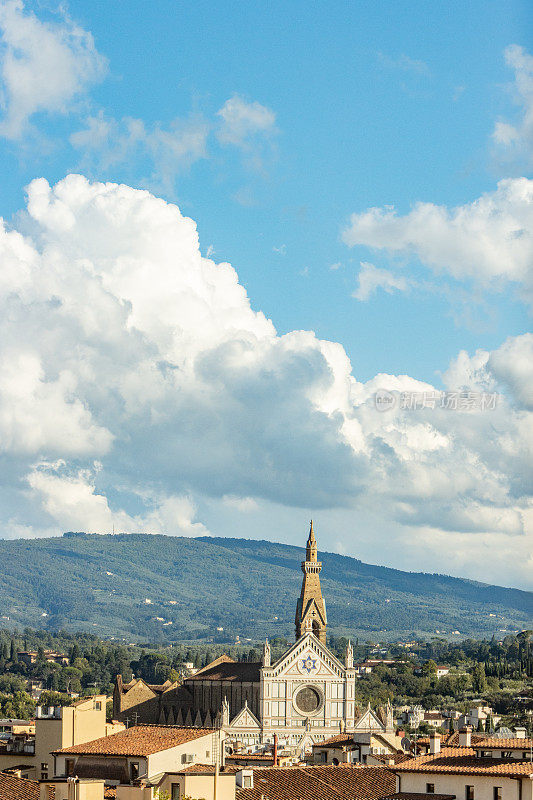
(0, 533, 530, 642)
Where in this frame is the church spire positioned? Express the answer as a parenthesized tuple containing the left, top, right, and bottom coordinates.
(295, 521, 327, 645)
(306, 520, 318, 562)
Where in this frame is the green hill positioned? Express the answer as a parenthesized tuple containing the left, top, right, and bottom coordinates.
(0, 532, 530, 643)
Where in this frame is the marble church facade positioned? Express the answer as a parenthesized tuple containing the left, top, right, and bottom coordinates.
(113, 523, 396, 748)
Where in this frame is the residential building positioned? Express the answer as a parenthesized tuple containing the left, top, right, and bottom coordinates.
(18, 651, 69, 667)
(312, 728, 405, 765)
(0, 696, 114, 780)
(0, 719, 35, 737)
(392, 729, 533, 800)
(53, 724, 224, 789)
(424, 711, 447, 729)
(455, 706, 501, 732)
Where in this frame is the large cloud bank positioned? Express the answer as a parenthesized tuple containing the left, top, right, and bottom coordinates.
(0, 176, 531, 578)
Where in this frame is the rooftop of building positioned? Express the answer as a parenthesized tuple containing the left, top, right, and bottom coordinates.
(312, 733, 357, 749)
(394, 746, 533, 777)
(474, 738, 533, 750)
(186, 654, 262, 683)
(235, 763, 396, 800)
(226, 753, 276, 763)
(0, 771, 39, 800)
(178, 763, 240, 774)
(441, 733, 486, 747)
(55, 724, 215, 757)
(117, 677, 178, 695)
(384, 793, 454, 800)
(371, 754, 414, 766)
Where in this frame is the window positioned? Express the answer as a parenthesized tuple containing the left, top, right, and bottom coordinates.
(494, 789, 502, 800)
(65, 759, 75, 777)
(243, 776, 252, 788)
(205, 750, 210, 758)
(95, 701, 101, 710)
(41, 763, 48, 771)
(502, 752, 512, 759)
(171, 784, 180, 800)
(426, 784, 435, 794)
(130, 762, 140, 782)
(331, 701, 345, 717)
(466, 786, 474, 800)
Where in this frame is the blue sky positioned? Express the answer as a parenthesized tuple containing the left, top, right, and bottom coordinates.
(0, 0, 532, 591)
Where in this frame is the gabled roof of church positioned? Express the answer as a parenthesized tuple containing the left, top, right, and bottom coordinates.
(228, 701, 261, 729)
(270, 631, 347, 675)
(186, 654, 261, 683)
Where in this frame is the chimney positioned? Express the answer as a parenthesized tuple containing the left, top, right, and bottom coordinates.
(430, 732, 441, 755)
(236, 769, 253, 789)
(515, 727, 527, 740)
(459, 726, 472, 747)
(273, 734, 278, 766)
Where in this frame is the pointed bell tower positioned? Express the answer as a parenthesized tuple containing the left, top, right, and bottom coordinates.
(295, 521, 327, 645)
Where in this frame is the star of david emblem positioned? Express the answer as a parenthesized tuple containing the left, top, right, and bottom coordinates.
(300, 655, 317, 674)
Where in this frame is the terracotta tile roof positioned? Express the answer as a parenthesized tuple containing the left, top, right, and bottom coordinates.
(236, 763, 396, 800)
(371, 754, 413, 765)
(474, 739, 533, 750)
(55, 724, 215, 756)
(442, 733, 485, 747)
(394, 747, 533, 777)
(0, 771, 39, 800)
(179, 764, 240, 774)
(226, 753, 275, 763)
(313, 734, 357, 749)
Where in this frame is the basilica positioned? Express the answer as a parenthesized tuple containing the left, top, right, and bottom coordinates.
(114, 523, 396, 748)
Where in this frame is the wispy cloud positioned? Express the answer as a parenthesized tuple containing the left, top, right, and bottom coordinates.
(0, 0, 107, 139)
(377, 51, 430, 76)
(71, 111, 209, 192)
(216, 94, 277, 171)
(492, 44, 533, 169)
(217, 95, 276, 146)
(353, 261, 410, 301)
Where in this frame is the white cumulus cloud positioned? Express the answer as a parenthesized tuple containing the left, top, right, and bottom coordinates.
(342, 178, 533, 300)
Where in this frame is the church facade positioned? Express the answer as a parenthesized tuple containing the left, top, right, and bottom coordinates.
(114, 523, 395, 749)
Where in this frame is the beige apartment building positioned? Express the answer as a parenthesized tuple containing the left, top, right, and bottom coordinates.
(0, 695, 121, 780)
(393, 729, 533, 800)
